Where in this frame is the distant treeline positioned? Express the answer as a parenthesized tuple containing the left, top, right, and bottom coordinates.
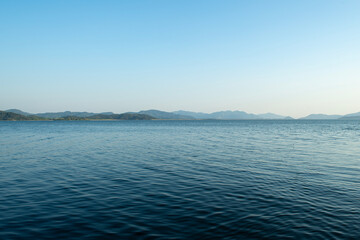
(56, 113, 155, 121)
(0, 111, 155, 121)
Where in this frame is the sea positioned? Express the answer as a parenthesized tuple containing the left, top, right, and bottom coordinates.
(0, 120, 359, 239)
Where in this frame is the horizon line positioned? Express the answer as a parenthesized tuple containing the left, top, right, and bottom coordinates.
(2, 108, 359, 120)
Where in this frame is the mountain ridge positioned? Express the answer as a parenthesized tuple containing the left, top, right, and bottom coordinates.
(299, 114, 343, 120)
(137, 110, 194, 120)
(173, 110, 290, 119)
(3, 109, 360, 120)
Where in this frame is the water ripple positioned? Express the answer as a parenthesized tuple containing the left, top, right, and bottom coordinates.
(0, 120, 360, 239)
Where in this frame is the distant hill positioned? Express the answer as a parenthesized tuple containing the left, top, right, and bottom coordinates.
(344, 111, 360, 117)
(5, 109, 31, 116)
(257, 113, 288, 119)
(34, 111, 114, 118)
(174, 110, 266, 119)
(174, 110, 292, 119)
(55, 113, 155, 120)
(0, 111, 44, 120)
(88, 113, 155, 120)
(340, 112, 360, 120)
(173, 111, 211, 119)
(284, 116, 295, 120)
(209, 111, 259, 119)
(300, 114, 342, 120)
(138, 110, 194, 119)
(6, 109, 115, 118)
(1, 110, 153, 121)
(54, 116, 88, 121)
(340, 116, 360, 120)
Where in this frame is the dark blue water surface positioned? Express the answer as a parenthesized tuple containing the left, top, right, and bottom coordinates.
(1, 120, 360, 239)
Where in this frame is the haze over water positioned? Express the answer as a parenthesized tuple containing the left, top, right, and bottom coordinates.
(1, 120, 359, 239)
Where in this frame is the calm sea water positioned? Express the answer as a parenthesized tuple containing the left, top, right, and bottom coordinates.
(1, 120, 360, 239)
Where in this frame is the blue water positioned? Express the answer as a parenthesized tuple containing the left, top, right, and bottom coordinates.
(1, 120, 360, 239)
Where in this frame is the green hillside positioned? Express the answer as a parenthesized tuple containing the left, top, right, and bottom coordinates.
(0, 111, 45, 120)
(88, 113, 155, 120)
(1, 111, 155, 121)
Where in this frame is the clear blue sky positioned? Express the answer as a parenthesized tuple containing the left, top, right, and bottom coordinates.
(1, 0, 360, 117)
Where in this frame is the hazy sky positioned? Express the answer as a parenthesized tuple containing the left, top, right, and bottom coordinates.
(1, 0, 360, 118)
